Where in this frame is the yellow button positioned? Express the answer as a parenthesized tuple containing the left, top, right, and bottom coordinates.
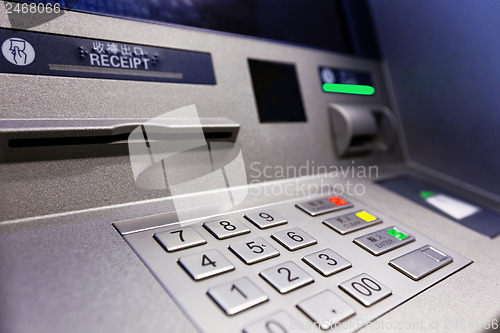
(355, 211, 377, 222)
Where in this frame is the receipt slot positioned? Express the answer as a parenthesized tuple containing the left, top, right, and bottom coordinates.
(329, 103, 397, 157)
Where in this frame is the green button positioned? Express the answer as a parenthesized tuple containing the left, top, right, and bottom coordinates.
(387, 228, 409, 240)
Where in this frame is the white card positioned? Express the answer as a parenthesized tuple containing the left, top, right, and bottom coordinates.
(425, 193, 480, 220)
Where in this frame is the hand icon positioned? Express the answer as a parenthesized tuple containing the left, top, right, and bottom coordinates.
(9, 40, 28, 65)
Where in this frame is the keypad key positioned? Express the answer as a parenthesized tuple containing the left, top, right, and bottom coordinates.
(353, 226, 415, 256)
(243, 311, 307, 333)
(297, 290, 356, 330)
(339, 273, 392, 307)
(271, 227, 317, 251)
(178, 249, 234, 281)
(296, 196, 353, 216)
(154, 227, 206, 252)
(260, 261, 314, 294)
(323, 210, 382, 235)
(203, 217, 250, 240)
(207, 277, 268, 315)
(389, 245, 453, 280)
(302, 248, 352, 276)
(244, 210, 287, 229)
(229, 237, 280, 264)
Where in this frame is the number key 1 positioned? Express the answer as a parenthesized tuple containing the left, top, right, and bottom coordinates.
(207, 277, 268, 315)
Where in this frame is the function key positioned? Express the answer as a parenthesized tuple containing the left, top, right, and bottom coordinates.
(389, 245, 453, 280)
(154, 227, 206, 252)
(339, 273, 392, 307)
(353, 226, 415, 256)
(178, 249, 234, 280)
(323, 210, 382, 235)
(296, 196, 353, 216)
(302, 248, 352, 277)
(203, 217, 250, 240)
(271, 227, 317, 251)
(229, 237, 280, 265)
(207, 277, 268, 315)
(260, 261, 314, 294)
(297, 290, 355, 330)
(244, 210, 287, 229)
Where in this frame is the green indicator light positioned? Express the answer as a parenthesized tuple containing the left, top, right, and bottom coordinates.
(322, 83, 375, 95)
(387, 228, 409, 240)
(420, 190, 436, 199)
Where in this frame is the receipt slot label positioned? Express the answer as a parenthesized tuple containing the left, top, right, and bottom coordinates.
(128, 105, 247, 222)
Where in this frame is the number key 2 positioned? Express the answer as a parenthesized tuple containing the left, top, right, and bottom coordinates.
(260, 261, 314, 293)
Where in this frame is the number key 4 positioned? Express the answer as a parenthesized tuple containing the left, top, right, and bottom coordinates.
(178, 249, 234, 281)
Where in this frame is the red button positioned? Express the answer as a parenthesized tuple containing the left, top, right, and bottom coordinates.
(328, 196, 349, 206)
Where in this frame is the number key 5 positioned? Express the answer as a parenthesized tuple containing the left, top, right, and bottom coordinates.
(229, 237, 280, 264)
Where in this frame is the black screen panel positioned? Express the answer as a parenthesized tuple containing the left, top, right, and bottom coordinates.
(248, 59, 307, 123)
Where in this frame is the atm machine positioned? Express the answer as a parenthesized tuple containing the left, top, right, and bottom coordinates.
(0, 1, 499, 332)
